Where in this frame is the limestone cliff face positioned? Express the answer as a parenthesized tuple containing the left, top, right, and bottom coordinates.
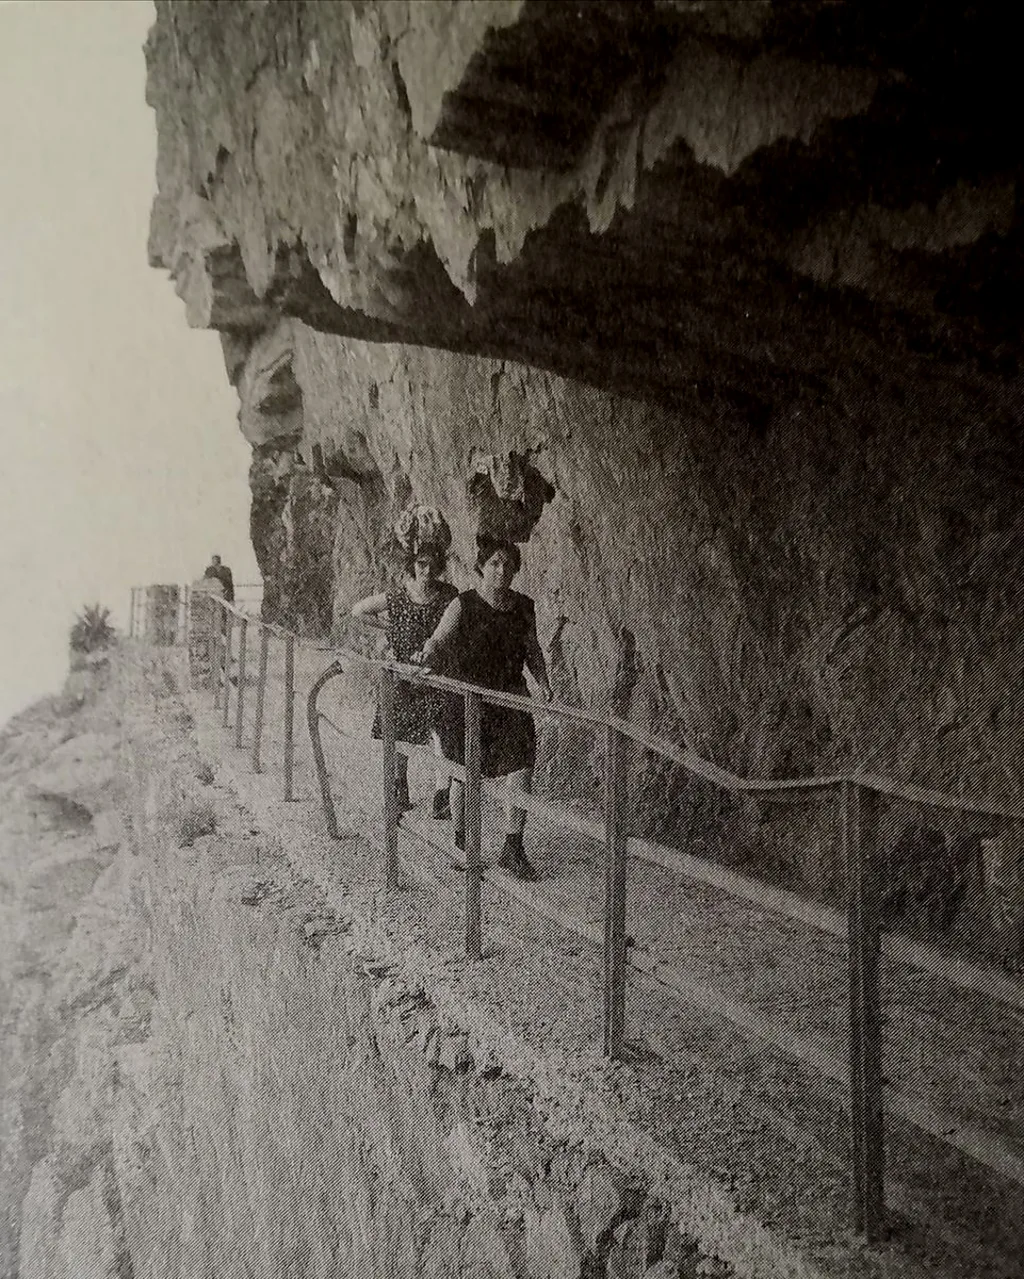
(0, 655, 133, 1279)
(146, 3, 1024, 875)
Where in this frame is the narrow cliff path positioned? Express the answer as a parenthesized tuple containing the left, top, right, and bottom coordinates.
(184, 642, 1024, 1279)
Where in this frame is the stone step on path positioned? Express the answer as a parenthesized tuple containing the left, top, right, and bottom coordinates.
(185, 647, 1024, 1279)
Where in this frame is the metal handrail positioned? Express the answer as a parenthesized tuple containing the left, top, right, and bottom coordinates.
(206, 593, 1024, 999)
(153, 583, 1024, 1243)
(301, 627, 1024, 1245)
(191, 589, 1014, 803)
(203, 585, 1023, 817)
(164, 584, 1024, 985)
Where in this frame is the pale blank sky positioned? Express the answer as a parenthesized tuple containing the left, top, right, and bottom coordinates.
(0, 0, 260, 726)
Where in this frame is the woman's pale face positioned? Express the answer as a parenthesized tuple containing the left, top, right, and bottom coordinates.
(413, 554, 441, 585)
(480, 550, 516, 594)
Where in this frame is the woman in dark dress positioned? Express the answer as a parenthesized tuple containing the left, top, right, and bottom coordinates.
(352, 507, 457, 815)
(415, 536, 552, 879)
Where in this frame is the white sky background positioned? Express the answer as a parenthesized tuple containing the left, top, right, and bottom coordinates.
(0, 0, 260, 726)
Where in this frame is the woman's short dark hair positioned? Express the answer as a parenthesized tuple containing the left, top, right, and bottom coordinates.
(475, 535, 521, 574)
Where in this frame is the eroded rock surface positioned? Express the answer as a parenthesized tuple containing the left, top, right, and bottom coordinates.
(147, 1, 1024, 396)
(0, 656, 134, 1279)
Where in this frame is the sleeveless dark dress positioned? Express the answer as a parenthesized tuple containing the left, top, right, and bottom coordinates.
(371, 583, 457, 745)
(436, 589, 538, 778)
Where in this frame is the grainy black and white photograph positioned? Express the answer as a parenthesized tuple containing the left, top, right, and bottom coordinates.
(2, 3, 1023, 1276)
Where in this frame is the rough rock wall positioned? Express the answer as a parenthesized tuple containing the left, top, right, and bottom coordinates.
(0, 655, 135, 1279)
(3, 652, 734, 1279)
(235, 315, 1024, 882)
(146, 1, 1024, 399)
(145, 2, 1024, 895)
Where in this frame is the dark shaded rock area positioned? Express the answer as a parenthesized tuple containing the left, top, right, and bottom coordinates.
(147, 2, 1024, 933)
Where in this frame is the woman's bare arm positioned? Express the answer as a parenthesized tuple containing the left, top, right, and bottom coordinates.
(351, 592, 389, 618)
(412, 597, 463, 666)
(524, 617, 553, 701)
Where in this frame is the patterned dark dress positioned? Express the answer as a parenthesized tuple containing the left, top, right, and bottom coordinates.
(371, 583, 457, 745)
(436, 589, 538, 778)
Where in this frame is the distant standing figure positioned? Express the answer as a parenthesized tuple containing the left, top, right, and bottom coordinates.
(203, 554, 235, 604)
(415, 535, 552, 880)
(351, 506, 457, 815)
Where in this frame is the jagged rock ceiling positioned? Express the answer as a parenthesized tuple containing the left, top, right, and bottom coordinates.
(148, 0, 1024, 422)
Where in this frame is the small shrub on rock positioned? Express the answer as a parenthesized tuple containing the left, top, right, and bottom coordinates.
(69, 604, 114, 655)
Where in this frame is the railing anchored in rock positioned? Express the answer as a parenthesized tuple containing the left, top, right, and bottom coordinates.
(131, 583, 1024, 1246)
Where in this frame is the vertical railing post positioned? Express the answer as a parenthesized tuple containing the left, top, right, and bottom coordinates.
(603, 723, 628, 1059)
(464, 690, 483, 960)
(213, 602, 223, 708)
(283, 633, 296, 801)
(380, 667, 399, 889)
(221, 610, 232, 727)
(251, 625, 270, 773)
(844, 779, 885, 1242)
(234, 617, 248, 748)
(215, 601, 225, 699)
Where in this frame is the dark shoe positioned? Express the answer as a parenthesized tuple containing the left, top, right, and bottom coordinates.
(432, 788, 451, 821)
(497, 836, 538, 881)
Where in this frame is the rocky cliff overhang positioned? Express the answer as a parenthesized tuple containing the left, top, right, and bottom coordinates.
(147, 0, 1024, 424)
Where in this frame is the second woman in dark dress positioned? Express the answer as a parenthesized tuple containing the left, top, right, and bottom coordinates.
(352, 507, 457, 814)
(415, 536, 552, 879)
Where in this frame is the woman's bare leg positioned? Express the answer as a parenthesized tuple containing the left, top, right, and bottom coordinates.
(393, 748, 411, 810)
(449, 777, 465, 835)
(497, 767, 537, 879)
(504, 767, 532, 837)
(430, 731, 447, 792)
